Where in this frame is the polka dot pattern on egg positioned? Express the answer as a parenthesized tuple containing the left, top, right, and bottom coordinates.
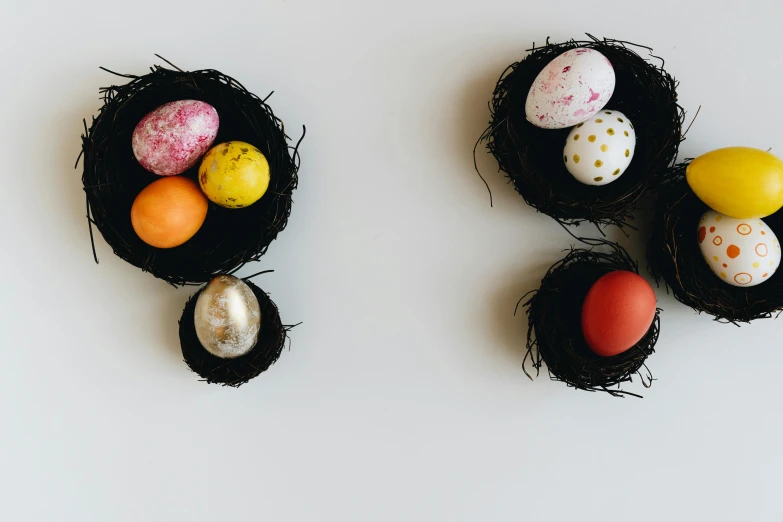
(563, 110, 637, 186)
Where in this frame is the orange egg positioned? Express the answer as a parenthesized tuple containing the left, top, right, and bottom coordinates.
(131, 177, 208, 248)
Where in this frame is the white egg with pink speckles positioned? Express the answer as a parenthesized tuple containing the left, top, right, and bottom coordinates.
(525, 48, 615, 130)
(132, 100, 219, 176)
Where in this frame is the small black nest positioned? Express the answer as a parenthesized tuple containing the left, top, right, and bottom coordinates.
(648, 162, 783, 323)
(80, 58, 303, 286)
(179, 278, 289, 386)
(522, 242, 660, 397)
(479, 34, 684, 229)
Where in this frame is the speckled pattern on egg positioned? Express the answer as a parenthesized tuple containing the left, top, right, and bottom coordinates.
(697, 210, 782, 287)
(525, 48, 615, 129)
(563, 110, 636, 186)
(198, 141, 270, 208)
(132, 100, 220, 176)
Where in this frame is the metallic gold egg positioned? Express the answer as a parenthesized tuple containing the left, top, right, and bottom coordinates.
(194, 275, 261, 359)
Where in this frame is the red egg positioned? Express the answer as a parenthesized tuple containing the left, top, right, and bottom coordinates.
(581, 271, 657, 357)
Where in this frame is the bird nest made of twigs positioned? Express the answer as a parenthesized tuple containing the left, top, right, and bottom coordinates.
(80, 58, 303, 286)
(648, 162, 783, 323)
(521, 242, 660, 397)
(179, 277, 289, 386)
(478, 35, 684, 230)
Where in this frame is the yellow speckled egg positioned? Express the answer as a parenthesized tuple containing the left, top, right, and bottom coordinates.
(686, 147, 783, 219)
(198, 141, 270, 208)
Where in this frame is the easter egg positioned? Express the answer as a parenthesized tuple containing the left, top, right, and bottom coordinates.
(194, 275, 261, 359)
(697, 210, 781, 287)
(198, 141, 270, 208)
(581, 271, 657, 357)
(563, 110, 636, 185)
(686, 147, 783, 219)
(525, 48, 615, 129)
(130, 177, 208, 248)
(132, 100, 219, 176)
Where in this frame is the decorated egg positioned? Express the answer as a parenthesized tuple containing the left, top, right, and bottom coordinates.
(525, 48, 615, 129)
(697, 210, 781, 287)
(130, 177, 208, 248)
(686, 147, 783, 219)
(198, 141, 270, 208)
(563, 110, 636, 185)
(581, 271, 657, 357)
(132, 100, 219, 176)
(194, 275, 261, 359)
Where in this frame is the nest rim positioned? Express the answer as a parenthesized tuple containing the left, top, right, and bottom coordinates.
(178, 276, 289, 387)
(479, 34, 685, 230)
(648, 161, 783, 323)
(523, 241, 660, 398)
(80, 59, 303, 287)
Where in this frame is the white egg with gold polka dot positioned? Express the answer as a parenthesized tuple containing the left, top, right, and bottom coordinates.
(697, 209, 781, 287)
(562, 110, 636, 186)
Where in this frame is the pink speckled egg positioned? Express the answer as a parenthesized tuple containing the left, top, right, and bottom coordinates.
(525, 48, 615, 130)
(132, 100, 219, 176)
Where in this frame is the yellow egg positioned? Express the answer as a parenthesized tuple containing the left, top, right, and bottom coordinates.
(686, 147, 783, 219)
(198, 141, 270, 208)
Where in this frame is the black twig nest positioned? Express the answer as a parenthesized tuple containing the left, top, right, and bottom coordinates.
(478, 35, 684, 229)
(522, 241, 660, 398)
(648, 162, 783, 323)
(80, 58, 303, 286)
(178, 277, 289, 386)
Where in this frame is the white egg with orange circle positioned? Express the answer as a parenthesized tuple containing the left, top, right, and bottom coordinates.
(697, 210, 781, 287)
(563, 110, 636, 186)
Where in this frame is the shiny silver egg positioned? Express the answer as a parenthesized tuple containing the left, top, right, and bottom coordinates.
(194, 275, 261, 359)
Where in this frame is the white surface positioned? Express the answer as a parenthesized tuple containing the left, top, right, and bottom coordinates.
(1, 1, 782, 520)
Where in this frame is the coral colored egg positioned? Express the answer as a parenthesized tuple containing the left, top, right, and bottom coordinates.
(132, 100, 219, 176)
(131, 177, 208, 248)
(581, 271, 657, 357)
(525, 48, 615, 129)
(697, 209, 781, 287)
(686, 147, 783, 219)
(198, 141, 270, 208)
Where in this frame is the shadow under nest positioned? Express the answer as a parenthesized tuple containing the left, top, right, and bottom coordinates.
(521, 241, 660, 398)
(80, 58, 304, 286)
(478, 35, 684, 231)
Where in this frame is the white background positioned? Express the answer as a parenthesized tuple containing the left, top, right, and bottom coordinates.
(1, 1, 781, 520)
